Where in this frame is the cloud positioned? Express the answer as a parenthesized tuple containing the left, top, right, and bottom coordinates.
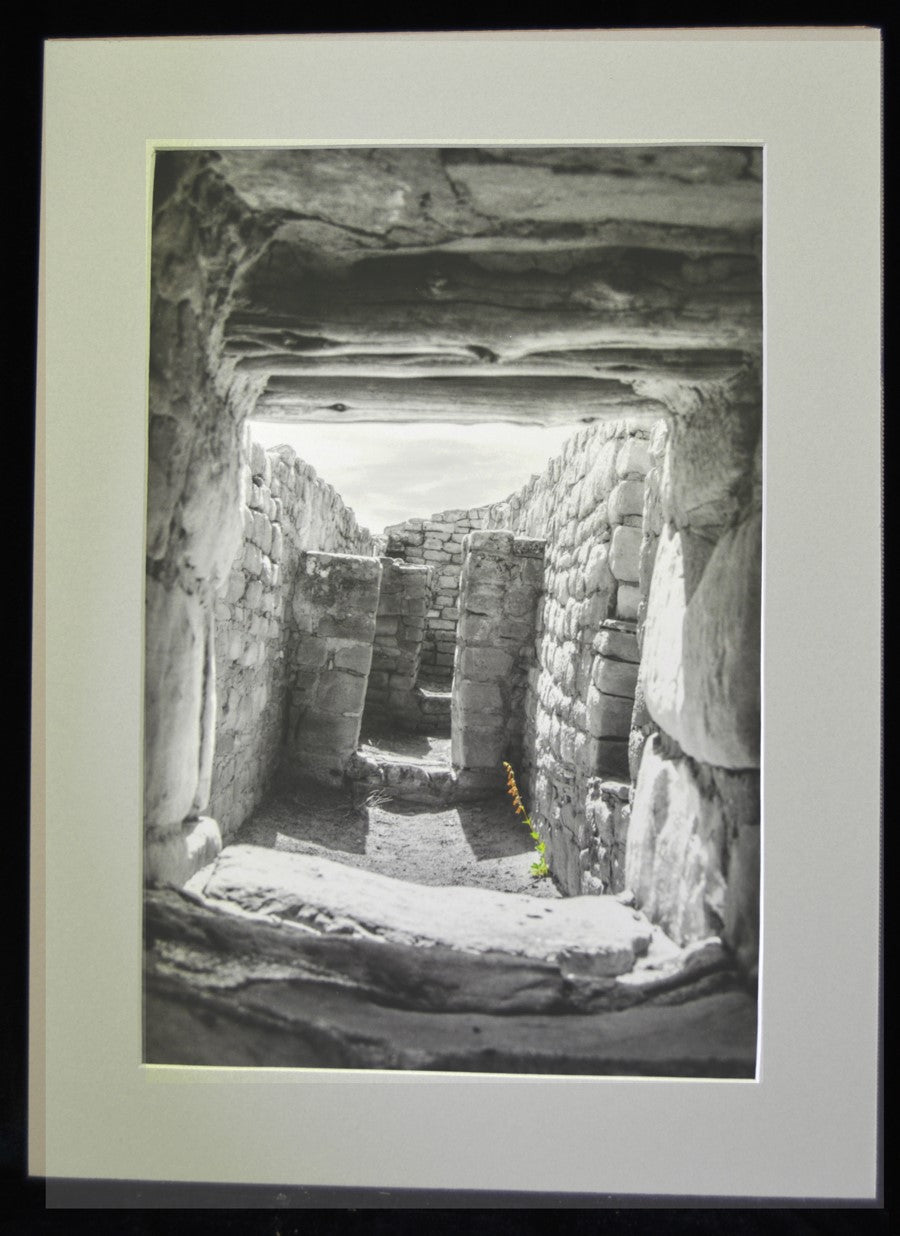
(248, 420, 577, 532)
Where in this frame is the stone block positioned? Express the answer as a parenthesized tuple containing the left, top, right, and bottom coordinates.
(616, 584, 641, 621)
(586, 686, 634, 740)
(451, 725, 507, 770)
(295, 712, 361, 757)
(467, 530, 515, 557)
(615, 436, 651, 479)
(625, 736, 728, 946)
(259, 556, 275, 589)
(638, 529, 659, 597)
(461, 583, 506, 616)
(250, 509, 270, 555)
(292, 635, 328, 670)
(592, 657, 639, 699)
(332, 642, 374, 676)
(457, 679, 504, 715)
(318, 612, 377, 643)
(608, 478, 646, 526)
(144, 816, 222, 888)
(242, 541, 262, 577)
(584, 542, 614, 597)
(609, 525, 642, 584)
(594, 621, 639, 663)
(224, 573, 245, 605)
(641, 515, 760, 769)
(401, 597, 428, 618)
(144, 578, 207, 829)
(660, 390, 760, 531)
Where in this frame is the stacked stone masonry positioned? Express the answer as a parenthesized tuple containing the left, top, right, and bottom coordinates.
(625, 373, 762, 979)
(361, 557, 437, 734)
(286, 551, 381, 784)
(450, 530, 546, 796)
(481, 420, 655, 898)
(384, 508, 489, 683)
(208, 434, 373, 840)
(204, 386, 760, 983)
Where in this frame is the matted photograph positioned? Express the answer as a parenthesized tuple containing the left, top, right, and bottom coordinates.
(143, 143, 763, 1077)
(34, 30, 881, 1203)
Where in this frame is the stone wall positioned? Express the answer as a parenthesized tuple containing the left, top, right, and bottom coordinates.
(384, 507, 489, 682)
(481, 420, 654, 897)
(625, 372, 762, 978)
(285, 551, 382, 785)
(450, 531, 546, 795)
(361, 557, 431, 733)
(208, 435, 374, 840)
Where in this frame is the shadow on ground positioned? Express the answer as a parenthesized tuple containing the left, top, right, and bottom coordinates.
(456, 799, 535, 861)
(234, 773, 559, 897)
(238, 777, 369, 855)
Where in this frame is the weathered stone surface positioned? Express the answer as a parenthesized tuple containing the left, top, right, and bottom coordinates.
(641, 516, 760, 769)
(609, 525, 642, 583)
(145, 816, 222, 887)
(451, 531, 544, 772)
(150, 149, 760, 954)
(199, 845, 654, 977)
(149, 883, 745, 1014)
(626, 736, 728, 947)
(592, 657, 639, 699)
(209, 434, 381, 840)
(144, 577, 207, 829)
(145, 887, 756, 1073)
(615, 436, 652, 480)
(657, 379, 761, 532)
(594, 621, 640, 664)
(608, 479, 646, 526)
(616, 583, 641, 620)
(586, 686, 634, 740)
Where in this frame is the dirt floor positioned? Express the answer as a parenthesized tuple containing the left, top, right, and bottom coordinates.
(237, 775, 562, 898)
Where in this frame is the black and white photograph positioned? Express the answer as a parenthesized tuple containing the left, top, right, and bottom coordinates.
(143, 143, 763, 1077)
(33, 30, 881, 1203)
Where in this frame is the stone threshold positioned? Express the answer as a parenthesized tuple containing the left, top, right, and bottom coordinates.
(147, 845, 756, 1074)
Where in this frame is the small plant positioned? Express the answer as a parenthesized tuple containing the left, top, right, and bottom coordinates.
(503, 761, 550, 878)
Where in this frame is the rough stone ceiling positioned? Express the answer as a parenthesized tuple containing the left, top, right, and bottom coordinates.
(170, 145, 763, 425)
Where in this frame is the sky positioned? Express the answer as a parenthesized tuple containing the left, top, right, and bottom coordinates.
(247, 420, 579, 534)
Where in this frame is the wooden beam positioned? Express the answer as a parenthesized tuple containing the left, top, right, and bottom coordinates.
(252, 373, 669, 424)
(234, 347, 750, 384)
(225, 307, 759, 363)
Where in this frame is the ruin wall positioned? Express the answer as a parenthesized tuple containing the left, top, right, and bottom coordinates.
(383, 506, 489, 682)
(208, 436, 374, 841)
(480, 419, 654, 896)
(625, 377, 762, 978)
